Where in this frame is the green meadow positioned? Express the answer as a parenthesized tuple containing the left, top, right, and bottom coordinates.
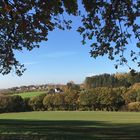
(0, 111, 140, 140)
(13, 91, 46, 98)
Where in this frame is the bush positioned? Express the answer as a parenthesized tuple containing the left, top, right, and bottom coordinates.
(0, 95, 12, 113)
(43, 94, 54, 111)
(23, 97, 32, 111)
(29, 94, 46, 111)
(10, 95, 25, 112)
(128, 102, 140, 111)
(124, 89, 138, 103)
(0, 95, 25, 113)
(53, 94, 65, 110)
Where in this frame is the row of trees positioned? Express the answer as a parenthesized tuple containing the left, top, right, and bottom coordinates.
(85, 71, 140, 88)
(1, 87, 140, 113)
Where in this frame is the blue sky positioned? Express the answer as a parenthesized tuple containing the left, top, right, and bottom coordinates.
(0, 15, 138, 89)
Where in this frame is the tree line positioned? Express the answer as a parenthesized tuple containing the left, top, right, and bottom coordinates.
(85, 70, 140, 88)
(1, 87, 140, 113)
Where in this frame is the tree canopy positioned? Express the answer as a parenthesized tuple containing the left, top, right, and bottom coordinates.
(0, 0, 140, 75)
(85, 71, 140, 88)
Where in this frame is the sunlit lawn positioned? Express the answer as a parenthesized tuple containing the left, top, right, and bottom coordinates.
(13, 91, 46, 98)
(0, 111, 140, 140)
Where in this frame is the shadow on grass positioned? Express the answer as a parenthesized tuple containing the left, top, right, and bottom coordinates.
(0, 119, 140, 140)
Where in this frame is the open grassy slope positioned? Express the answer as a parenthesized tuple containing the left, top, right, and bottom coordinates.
(0, 111, 140, 140)
(13, 91, 46, 98)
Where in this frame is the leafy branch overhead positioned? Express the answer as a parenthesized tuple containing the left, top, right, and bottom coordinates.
(0, 0, 140, 76)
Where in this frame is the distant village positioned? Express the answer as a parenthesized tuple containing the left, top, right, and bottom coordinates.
(0, 84, 67, 94)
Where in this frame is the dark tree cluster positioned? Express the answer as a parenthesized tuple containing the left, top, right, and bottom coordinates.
(0, 95, 25, 113)
(85, 71, 140, 88)
(0, 0, 140, 75)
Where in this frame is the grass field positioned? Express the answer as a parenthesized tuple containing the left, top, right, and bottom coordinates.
(13, 91, 47, 98)
(0, 111, 140, 140)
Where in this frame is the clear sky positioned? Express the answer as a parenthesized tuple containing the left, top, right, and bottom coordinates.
(0, 15, 138, 89)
